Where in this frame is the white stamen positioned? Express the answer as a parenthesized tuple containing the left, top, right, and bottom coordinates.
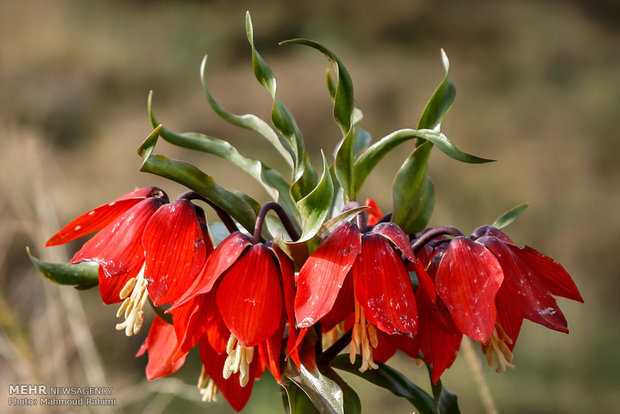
(197, 365, 219, 402)
(349, 299, 379, 372)
(222, 334, 255, 387)
(482, 327, 515, 373)
(115, 264, 148, 336)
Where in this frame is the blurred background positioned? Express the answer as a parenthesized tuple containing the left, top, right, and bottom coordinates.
(1, 0, 618, 412)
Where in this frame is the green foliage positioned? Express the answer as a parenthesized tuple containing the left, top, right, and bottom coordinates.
(492, 202, 529, 229)
(27, 248, 99, 290)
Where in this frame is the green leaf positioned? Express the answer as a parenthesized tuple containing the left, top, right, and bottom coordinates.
(281, 378, 322, 414)
(322, 367, 361, 414)
(354, 128, 493, 194)
(284, 360, 345, 414)
(139, 152, 258, 234)
(27, 247, 99, 290)
(146, 100, 299, 220)
(246, 11, 310, 186)
(282, 38, 354, 134)
(318, 205, 367, 238)
(283, 38, 356, 199)
(332, 355, 437, 414)
(438, 385, 461, 414)
(491, 202, 529, 229)
(418, 49, 456, 131)
(199, 55, 295, 169)
(392, 142, 435, 233)
(295, 151, 334, 242)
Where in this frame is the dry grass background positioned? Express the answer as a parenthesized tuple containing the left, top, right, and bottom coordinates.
(1, 0, 619, 413)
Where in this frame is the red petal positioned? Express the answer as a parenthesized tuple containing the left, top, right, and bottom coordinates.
(435, 237, 503, 343)
(170, 294, 215, 354)
(364, 198, 383, 226)
(371, 330, 400, 363)
(372, 222, 416, 262)
(198, 338, 256, 412)
(171, 232, 251, 308)
(354, 233, 418, 335)
(273, 247, 300, 367)
(216, 245, 283, 347)
(136, 316, 187, 381)
(514, 245, 583, 302)
(143, 200, 208, 305)
(318, 273, 354, 332)
(45, 186, 166, 247)
(416, 291, 462, 383)
(481, 237, 569, 334)
(295, 221, 361, 328)
(71, 198, 165, 304)
(409, 258, 436, 303)
(258, 322, 285, 382)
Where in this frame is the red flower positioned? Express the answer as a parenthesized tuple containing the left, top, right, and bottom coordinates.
(169, 231, 297, 395)
(471, 225, 583, 372)
(295, 221, 418, 371)
(434, 236, 504, 344)
(136, 316, 188, 380)
(45, 186, 168, 306)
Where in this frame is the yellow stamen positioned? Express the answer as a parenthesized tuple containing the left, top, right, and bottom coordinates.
(322, 321, 345, 350)
(222, 334, 254, 387)
(197, 364, 219, 402)
(349, 298, 378, 372)
(115, 264, 149, 336)
(482, 327, 516, 373)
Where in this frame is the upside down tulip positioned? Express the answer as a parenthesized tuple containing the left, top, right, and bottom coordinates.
(295, 221, 418, 371)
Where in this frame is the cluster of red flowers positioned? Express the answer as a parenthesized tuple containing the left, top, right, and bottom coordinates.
(45, 186, 582, 411)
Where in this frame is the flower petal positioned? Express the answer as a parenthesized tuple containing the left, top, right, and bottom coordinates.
(364, 198, 383, 226)
(143, 200, 208, 306)
(435, 236, 503, 343)
(372, 222, 416, 262)
(216, 245, 283, 347)
(295, 221, 361, 328)
(199, 338, 256, 412)
(171, 232, 251, 309)
(136, 316, 187, 381)
(46, 186, 166, 247)
(71, 197, 166, 304)
(273, 247, 300, 367)
(480, 237, 569, 334)
(514, 245, 583, 302)
(354, 233, 418, 335)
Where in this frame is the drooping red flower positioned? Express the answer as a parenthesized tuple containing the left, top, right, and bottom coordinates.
(169, 231, 298, 389)
(470, 225, 583, 372)
(45, 186, 169, 305)
(136, 315, 188, 381)
(434, 236, 504, 344)
(295, 221, 418, 371)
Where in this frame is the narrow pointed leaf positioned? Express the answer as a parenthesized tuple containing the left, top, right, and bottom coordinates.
(491, 203, 529, 229)
(139, 152, 257, 234)
(282, 38, 356, 199)
(392, 142, 435, 233)
(28, 248, 99, 289)
(418, 49, 456, 131)
(354, 128, 492, 194)
(148, 95, 298, 220)
(295, 152, 334, 242)
(332, 355, 437, 414)
(200, 55, 294, 168)
(281, 378, 322, 414)
(283, 360, 345, 414)
(282, 38, 354, 134)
